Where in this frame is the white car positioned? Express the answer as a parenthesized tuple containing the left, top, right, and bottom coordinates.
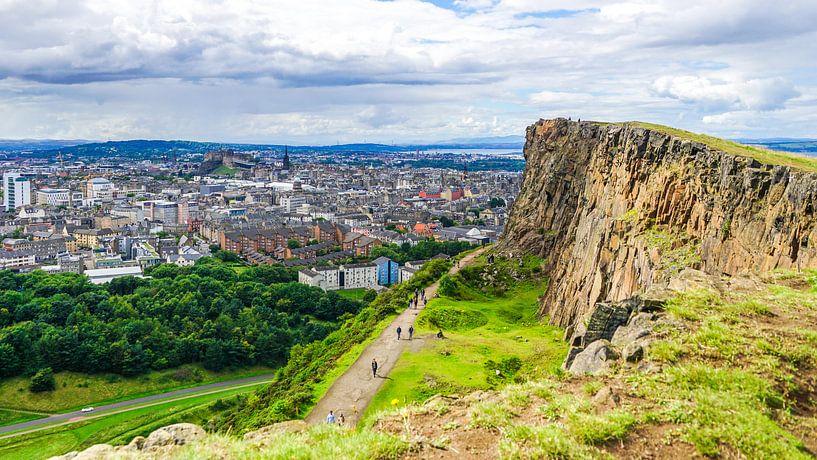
(80, 407, 94, 413)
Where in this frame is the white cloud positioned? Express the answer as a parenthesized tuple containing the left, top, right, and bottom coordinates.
(652, 75, 799, 111)
(0, 0, 815, 140)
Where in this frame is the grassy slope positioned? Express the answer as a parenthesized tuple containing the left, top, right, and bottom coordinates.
(336, 288, 370, 302)
(618, 121, 817, 173)
(0, 365, 272, 413)
(0, 385, 259, 460)
(211, 165, 237, 176)
(365, 280, 566, 420)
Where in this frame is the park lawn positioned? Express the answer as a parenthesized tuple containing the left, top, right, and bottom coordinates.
(364, 280, 567, 420)
(0, 385, 259, 460)
(0, 411, 41, 427)
(0, 365, 273, 413)
(336, 288, 369, 302)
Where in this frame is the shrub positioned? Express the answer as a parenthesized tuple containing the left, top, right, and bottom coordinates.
(30, 367, 56, 392)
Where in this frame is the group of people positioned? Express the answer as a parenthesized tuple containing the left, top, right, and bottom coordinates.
(396, 324, 414, 340)
(325, 410, 345, 424)
(408, 288, 427, 310)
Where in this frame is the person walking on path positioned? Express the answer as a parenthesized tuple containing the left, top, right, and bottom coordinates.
(396, 326, 402, 340)
(339, 413, 345, 425)
(326, 410, 336, 424)
(408, 325, 414, 340)
(371, 359, 378, 378)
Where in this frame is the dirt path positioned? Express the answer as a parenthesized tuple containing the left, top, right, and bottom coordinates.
(305, 247, 488, 426)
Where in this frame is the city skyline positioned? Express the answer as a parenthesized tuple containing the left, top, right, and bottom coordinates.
(1, 0, 816, 143)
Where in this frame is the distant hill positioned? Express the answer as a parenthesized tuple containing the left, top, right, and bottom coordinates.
(0, 139, 90, 152)
(11, 138, 524, 160)
(736, 138, 817, 154)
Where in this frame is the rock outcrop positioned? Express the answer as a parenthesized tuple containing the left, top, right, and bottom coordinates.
(501, 118, 817, 327)
(49, 423, 205, 460)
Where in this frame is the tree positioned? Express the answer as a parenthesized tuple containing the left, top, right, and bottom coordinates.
(438, 216, 456, 227)
(287, 239, 301, 249)
(489, 197, 506, 208)
(30, 367, 56, 392)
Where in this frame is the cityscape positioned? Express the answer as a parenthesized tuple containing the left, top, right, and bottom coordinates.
(1, 144, 520, 290)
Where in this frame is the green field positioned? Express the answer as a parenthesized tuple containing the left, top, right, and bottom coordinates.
(612, 121, 817, 173)
(336, 288, 370, 301)
(0, 411, 41, 427)
(0, 385, 262, 460)
(0, 365, 273, 414)
(364, 279, 567, 419)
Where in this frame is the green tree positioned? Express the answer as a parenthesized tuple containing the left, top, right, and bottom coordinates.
(30, 367, 56, 392)
(287, 239, 301, 249)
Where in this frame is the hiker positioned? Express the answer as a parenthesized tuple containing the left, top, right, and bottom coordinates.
(409, 325, 414, 340)
(326, 410, 336, 424)
(397, 326, 402, 340)
(437, 329, 444, 339)
(421, 290, 425, 300)
(339, 413, 345, 425)
(423, 298, 427, 307)
(371, 358, 378, 377)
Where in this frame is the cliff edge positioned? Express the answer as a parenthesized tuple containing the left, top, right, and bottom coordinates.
(501, 118, 817, 327)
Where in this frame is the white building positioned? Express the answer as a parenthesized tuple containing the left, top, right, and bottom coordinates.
(298, 263, 377, 291)
(280, 195, 307, 213)
(86, 177, 115, 203)
(0, 250, 36, 269)
(84, 266, 144, 284)
(36, 188, 71, 207)
(340, 263, 378, 289)
(3, 172, 31, 210)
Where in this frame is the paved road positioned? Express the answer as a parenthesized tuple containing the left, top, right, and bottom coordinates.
(0, 374, 274, 437)
(305, 247, 488, 426)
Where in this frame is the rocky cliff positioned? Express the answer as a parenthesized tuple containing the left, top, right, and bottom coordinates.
(501, 118, 817, 327)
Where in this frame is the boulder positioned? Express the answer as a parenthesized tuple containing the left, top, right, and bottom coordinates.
(622, 341, 645, 363)
(567, 340, 619, 375)
(611, 313, 654, 346)
(142, 423, 205, 450)
(668, 268, 723, 293)
(244, 420, 308, 445)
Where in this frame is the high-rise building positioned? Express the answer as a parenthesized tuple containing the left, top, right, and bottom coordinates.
(3, 172, 32, 210)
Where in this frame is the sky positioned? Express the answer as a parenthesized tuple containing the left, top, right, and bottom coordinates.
(0, 0, 816, 144)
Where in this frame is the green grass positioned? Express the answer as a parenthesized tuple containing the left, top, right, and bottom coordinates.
(0, 365, 273, 413)
(336, 288, 369, 302)
(174, 424, 408, 460)
(363, 279, 567, 420)
(625, 121, 817, 173)
(0, 385, 260, 460)
(211, 165, 237, 176)
(0, 411, 41, 427)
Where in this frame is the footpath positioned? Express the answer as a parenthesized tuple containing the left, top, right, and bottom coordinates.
(305, 247, 487, 426)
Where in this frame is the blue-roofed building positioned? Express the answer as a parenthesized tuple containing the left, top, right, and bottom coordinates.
(373, 256, 399, 286)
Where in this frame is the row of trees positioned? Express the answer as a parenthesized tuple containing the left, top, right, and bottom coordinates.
(0, 257, 363, 379)
(370, 240, 475, 264)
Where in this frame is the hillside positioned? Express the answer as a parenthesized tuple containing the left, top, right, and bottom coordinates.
(43, 120, 817, 459)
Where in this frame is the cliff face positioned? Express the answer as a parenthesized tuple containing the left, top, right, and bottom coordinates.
(502, 118, 817, 327)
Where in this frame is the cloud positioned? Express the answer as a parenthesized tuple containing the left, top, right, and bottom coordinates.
(652, 75, 800, 111)
(0, 0, 816, 141)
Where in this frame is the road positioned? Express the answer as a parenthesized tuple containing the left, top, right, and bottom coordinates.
(305, 247, 488, 426)
(0, 374, 274, 438)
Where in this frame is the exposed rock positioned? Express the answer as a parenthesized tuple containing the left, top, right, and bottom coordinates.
(567, 340, 619, 375)
(611, 313, 654, 346)
(500, 118, 817, 327)
(126, 436, 146, 451)
(244, 420, 308, 445)
(142, 423, 205, 450)
(668, 268, 723, 293)
(622, 341, 645, 363)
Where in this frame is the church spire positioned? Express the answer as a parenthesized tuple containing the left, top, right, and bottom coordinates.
(282, 146, 291, 170)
